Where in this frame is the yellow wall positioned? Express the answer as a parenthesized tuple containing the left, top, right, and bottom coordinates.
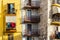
(3, 33, 22, 40)
(1, 0, 22, 40)
(3, 0, 22, 32)
(0, 0, 4, 40)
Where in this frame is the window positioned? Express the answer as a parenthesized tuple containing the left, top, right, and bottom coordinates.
(57, 0, 60, 4)
(53, 0, 60, 4)
(8, 3, 15, 14)
(27, 37, 32, 40)
(27, 24, 32, 31)
(22, 24, 39, 40)
(26, 9, 38, 17)
(26, 24, 38, 34)
(26, 9, 32, 20)
(32, 24, 38, 31)
(32, 24, 39, 35)
(26, 9, 32, 17)
(8, 34, 13, 40)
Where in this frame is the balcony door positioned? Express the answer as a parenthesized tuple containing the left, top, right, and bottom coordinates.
(26, 9, 32, 20)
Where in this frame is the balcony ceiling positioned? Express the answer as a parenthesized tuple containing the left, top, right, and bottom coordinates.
(23, 6, 40, 9)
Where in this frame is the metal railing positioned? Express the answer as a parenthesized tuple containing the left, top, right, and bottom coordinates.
(23, 29, 40, 36)
(52, 17, 60, 22)
(23, 1, 40, 7)
(22, 15, 40, 23)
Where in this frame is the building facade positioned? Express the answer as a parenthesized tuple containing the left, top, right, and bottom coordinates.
(1, 0, 59, 40)
(21, 0, 48, 40)
(48, 0, 60, 40)
(0, 0, 22, 40)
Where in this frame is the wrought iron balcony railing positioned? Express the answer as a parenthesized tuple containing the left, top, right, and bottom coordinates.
(22, 15, 40, 23)
(23, 29, 40, 37)
(23, 1, 40, 9)
(51, 13, 60, 25)
(52, 13, 60, 22)
(52, 18, 60, 22)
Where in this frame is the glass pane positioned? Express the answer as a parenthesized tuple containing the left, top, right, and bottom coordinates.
(26, 10, 31, 17)
(27, 37, 32, 40)
(27, 24, 32, 31)
(8, 34, 13, 40)
(57, 0, 60, 4)
(8, 4, 15, 14)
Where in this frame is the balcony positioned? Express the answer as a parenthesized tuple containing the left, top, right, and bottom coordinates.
(51, 13, 60, 25)
(6, 22, 16, 33)
(6, 29, 16, 33)
(23, 1, 40, 9)
(22, 15, 40, 23)
(23, 29, 40, 37)
(52, 0, 60, 7)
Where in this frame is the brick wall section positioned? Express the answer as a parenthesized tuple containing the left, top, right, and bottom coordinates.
(39, 0, 48, 40)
